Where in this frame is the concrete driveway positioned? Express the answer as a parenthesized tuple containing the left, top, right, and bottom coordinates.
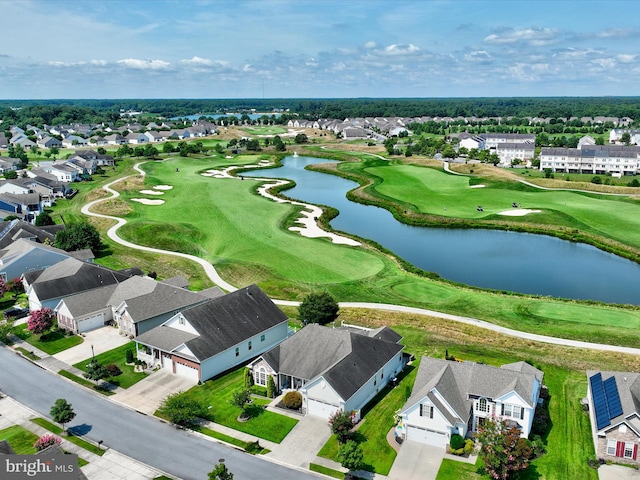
(54, 325, 130, 365)
(599, 464, 640, 480)
(387, 440, 445, 480)
(112, 369, 197, 414)
(267, 415, 332, 468)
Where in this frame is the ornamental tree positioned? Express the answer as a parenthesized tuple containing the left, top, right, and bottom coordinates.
(328, 409, 355, 443)
(83, 359, 110, 383)
(27, 308, 55, 336)
(476, 416, 533, 480)
(338, 440, 364, 472)
(34, 434, 62, 451)
(298, 292, 339, 326)
(208, 462, 233, 480)
(50, 398, 76, 433)
(157, 391, 208, 428)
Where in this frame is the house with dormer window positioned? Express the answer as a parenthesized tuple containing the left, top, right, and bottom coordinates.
(398, 357, 543, 447)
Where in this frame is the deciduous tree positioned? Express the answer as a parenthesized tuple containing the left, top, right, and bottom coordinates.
(50, 399, 76, 433)
(208, 462, 233, 480)
(298, 292, 339, 325)
(55, 222, 102, 252)
(328, 409, 354, 443)
(157, 391, 207, 428)
(83, 359, 110, 383)
(338, 440, 364, 472)
(476, 417, 533, 480)
(27, 308, 55, 336)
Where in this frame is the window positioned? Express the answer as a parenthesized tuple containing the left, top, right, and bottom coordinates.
(235, 347, 239, 357)
(261, 334, 265, 342)
(256, 367, 267, 386)
(248, 341, 252, 351)
(420, 404, 434, 419)
(624, 442, 635, 459)
(606, 440, 616, 456)
(502, 404, 522, 419)
(477, 398, 488, 413)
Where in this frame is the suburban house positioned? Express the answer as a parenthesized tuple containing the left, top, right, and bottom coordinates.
(108, 275, 224, 337)
(587, 370, 640, 466)
(0, 192, 44, 223)
(37, 136, 63, 149)
(56, 284, 118, 333)
(0, 238, 91, 282)
(249, 323, 406, 420)
(134, 284, 288, 382)
(41, 163, 82, 182)
(0, 157, 20, 173)
(22, 257, 137, 310)
(0, 219, 63, 249)
(398, 357, 543, 447)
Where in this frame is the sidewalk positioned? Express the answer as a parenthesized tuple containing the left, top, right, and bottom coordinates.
(0, 395, 172, 480)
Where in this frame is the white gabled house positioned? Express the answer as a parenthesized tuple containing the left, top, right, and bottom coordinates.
(398, 357, 543, 447)
(249, 323, 407, 421)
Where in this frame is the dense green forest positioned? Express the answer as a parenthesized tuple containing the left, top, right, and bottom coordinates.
(1, 97, 639, 127)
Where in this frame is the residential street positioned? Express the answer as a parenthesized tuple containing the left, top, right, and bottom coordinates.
(0, 347, 319, 480)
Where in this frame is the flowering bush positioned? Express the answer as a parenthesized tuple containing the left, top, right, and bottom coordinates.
(34, 434, 62, 451)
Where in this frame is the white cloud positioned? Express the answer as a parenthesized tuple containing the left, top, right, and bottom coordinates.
(591, 58, 616, 69)
(484, 28, 560, 46)
(364, 41, 377, 49)
(383, 43, 420, 55)
(596, 28, 640, 39)
(117, 58, 171, 70)
(463, 50, 493, 62)
(617, 54, 637, 63)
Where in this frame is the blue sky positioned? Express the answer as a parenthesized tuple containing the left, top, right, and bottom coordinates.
(2, 0, 640, 99)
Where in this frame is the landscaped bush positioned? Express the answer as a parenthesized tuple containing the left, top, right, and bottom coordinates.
(450, 433, 465, 450)
(105, 364, 122, 377)
(531, 406, 551, 436)
(34, 433, 62, 451)
(249, 385, 268, 397)
(125, 349, 134, 364)
(464, 438, 475, 455)
(282, 391, 302, 410)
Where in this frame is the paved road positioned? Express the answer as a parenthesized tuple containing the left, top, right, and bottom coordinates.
(83, 160, 640, 356)
(0, 348, 318, 480)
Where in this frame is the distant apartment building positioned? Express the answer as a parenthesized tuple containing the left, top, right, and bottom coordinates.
(539, 145, 640, 176)
(458, 132, 535, 166)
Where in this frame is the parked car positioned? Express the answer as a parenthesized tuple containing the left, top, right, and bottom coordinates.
(4, 307, 29, 320)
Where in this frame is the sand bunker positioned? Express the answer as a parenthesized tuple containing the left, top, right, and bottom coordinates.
(153, 185, 173, 190)
(469, 184, 486, 188)
(497, 209, 542, 216)
(139, 190, 164, 195)
(289, 207, 360, 246)
(131, 198, 165, 205)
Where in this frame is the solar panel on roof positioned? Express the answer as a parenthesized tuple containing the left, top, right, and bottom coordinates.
(603, 376, 623, 419)
(590, 373, 611, 430)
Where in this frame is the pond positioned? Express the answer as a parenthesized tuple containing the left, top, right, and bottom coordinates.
(243, 156, 640, 305)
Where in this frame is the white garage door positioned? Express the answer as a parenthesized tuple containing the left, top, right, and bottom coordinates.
(307, 398, 340, 419)
(406, 425, 448, 447)
(77, 313, 105, 333)
(174, 361, 199, 381)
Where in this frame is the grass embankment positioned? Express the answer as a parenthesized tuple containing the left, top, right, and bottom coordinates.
(50, 152, 640, 350)
(157, 368, 297, 443)
(73, 342, 148, 389)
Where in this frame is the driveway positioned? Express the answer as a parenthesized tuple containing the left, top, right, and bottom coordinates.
(54, 325, 130, 365)
(387, 440, 445, 480)
(599, 464, 640, 480)
(112, 369, 197, 414)
(267, 415, 332, 468)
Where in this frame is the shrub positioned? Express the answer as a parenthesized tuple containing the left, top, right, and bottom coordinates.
(450, 433, 465, 450)
(34, 434, 62, 451)
(283, 391, 302, 410)
(266, 376, 277, 399)
(531, 407, 551, 436)
(125, 349, 134, 364)
(105, 364, 122, 376)
(329, 410, 355, 443)
(464, 439, 475, 455)
(531, 435, 546, 458)
(629, 178, 640, 187)
(591, 176, 602, 184)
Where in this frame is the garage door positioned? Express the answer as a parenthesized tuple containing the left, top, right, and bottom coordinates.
(406, 425, 448, 447)
(174, 361, 199, 381)
(307, 398, 340, 419)
(77, 313, 105, 333)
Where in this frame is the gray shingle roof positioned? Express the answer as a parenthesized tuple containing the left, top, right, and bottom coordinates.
(57, 284, 117, 317)
(261, 323, 403, 401)
(403, 357, 543, 423)
(107, 276, 208, 323)
(135, 325, 199, 353)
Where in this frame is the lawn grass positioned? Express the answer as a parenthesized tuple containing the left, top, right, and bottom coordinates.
(72, 342, 148, 389)
(58, 369, 116, 395)
(30, 418, 104, 456)
(15, 346, 41, 360)
(361, 162, 640, 249)
(11, 324, 83, 355)
(167, 368, 297, 443)
(317, 361, 420, 475)
(0, 425, 39, 454)
(309, 463, 344, 478)
(198, 426, 269, 454)
(241, 126, 287, 136)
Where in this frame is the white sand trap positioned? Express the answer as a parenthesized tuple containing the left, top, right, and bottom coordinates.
(139, 190, 164, 195)
(497, 209, 542, 216)
(153, 185, 173, 190)
(131, 198, 165, 205)
(289, 207, 360, 246)
(470, 184, 486, 188)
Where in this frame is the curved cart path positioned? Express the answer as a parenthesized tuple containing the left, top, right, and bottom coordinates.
(81, 163, 640, 356)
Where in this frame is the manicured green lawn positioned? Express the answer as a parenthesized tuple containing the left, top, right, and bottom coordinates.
(318, 361, 420, 475)
(165, 368, 297, 443)
(0, 425, 39, 454)
(364, 162, 640, 249)
(435, 458, 482, 480)
(73, 342, 148, 389)
(31, 418, 104, 456)
(241, 126, 287, 135)
(11, 324, 83, 355)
